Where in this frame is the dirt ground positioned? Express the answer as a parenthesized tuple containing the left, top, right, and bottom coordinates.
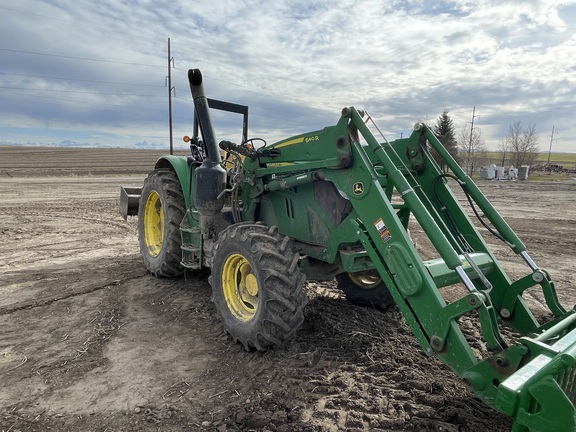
(1, 147, 575, 432)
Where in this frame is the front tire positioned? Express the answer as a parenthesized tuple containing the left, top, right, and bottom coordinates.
(336, 270, 394, 309)
(138, 168, 185, 277)
(209, 223, 308, 351)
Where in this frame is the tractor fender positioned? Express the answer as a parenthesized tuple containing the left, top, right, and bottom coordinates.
(154, 156, 193, 209)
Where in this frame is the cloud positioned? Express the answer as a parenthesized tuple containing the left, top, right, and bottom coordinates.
(0, 0, 575, 153)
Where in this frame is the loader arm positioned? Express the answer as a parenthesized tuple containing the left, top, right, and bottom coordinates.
(244, 107, 576, 431)
(347, 108, 576, 432)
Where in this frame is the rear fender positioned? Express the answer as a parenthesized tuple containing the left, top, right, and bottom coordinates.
(155, 156, 193, 209)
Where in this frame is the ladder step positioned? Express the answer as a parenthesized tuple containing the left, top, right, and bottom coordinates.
(181, 260, 201, 270)
(181, 226, 201, 235)
(181, 243, 201, 253)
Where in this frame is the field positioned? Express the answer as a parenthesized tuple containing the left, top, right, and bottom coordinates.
(0, 146, 189, 177)
(482, 151, 576, 165)
(533, 152, 576, 164)
(484, 151, 576, 175)
(1, 146, 575, 431)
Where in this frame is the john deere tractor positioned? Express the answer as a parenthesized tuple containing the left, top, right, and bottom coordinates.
(120, 68, 576, 431)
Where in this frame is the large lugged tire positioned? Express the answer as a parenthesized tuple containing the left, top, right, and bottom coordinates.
(209, 223, 308, 351)
(336, 270, 395, 309)
(138, 168, 185, 277)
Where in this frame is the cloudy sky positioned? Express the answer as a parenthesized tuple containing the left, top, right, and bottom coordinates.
(1, 0, 575, 152)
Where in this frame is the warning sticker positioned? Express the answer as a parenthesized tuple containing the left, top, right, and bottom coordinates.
(374, 218, 392, 242)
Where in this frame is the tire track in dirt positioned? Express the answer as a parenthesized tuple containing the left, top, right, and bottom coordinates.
(0, 271, 146, 315)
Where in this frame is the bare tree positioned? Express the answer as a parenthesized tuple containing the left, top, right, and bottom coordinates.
(458, 127, 486, 175)
(497, 138, 509, 166)
(506, 121, 539, 168)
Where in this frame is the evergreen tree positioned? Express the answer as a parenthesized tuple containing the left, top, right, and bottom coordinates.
(430, 110, 458, 172)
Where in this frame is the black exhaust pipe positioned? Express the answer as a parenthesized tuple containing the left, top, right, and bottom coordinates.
(188, 69, 226, 237)
(188, 69, 221, 165)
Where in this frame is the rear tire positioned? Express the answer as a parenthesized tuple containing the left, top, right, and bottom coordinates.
(138, 168, 185, 277)
(336, 270, 394, 309)
(209, 223, 308, 351)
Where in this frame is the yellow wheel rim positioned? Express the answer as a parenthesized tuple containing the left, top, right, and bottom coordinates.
(222, 254, 259, 322)
(349, 270, 381, 289)
(143, 191, 164, 257)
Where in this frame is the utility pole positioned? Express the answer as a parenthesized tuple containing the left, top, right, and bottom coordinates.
(466, 106, 480, 175)
(547, 125, 556, 173)
(166, 38, 175, 155)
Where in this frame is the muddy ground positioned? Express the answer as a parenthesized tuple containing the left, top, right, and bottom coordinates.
(1, 147, 575, 431)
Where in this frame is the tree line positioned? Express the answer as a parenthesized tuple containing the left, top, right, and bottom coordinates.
(429, 110, 540, 175)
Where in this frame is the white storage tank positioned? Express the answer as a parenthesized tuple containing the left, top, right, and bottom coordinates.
(518, 165, 530, 180)
(480, 164, 496, 179)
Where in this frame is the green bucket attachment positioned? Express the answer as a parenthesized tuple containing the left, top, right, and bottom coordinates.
(494, 312, 576, 432)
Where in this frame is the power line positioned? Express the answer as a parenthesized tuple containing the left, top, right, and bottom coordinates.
(0, 71, 165, 87)
(0, 46, 333, 131)
(0, 48, 165, 68)
(3, 5, 349, 112)
(0, 79, 330, 125)
(1, 51, 333, 121)
(0, 90, 167, 115)
(0, 85, 164, 98)
(0, 89, 324, 127)
(2, 50, 332, 118)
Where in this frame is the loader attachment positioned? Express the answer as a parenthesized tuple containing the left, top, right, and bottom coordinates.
(119, 186, 141, 221)
(493, 313, 576, 432)
(343, 113, 576, 432)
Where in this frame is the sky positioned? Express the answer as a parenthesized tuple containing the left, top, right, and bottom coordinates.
(1, 0, 575, 152)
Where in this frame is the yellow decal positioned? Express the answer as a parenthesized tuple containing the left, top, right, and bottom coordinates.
(304, 135, 320, 143)
(275, 137, 305, 149)
(266, 162, 294, 167)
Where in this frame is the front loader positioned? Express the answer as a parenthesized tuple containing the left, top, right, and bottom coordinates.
(122, 68, 576, 431)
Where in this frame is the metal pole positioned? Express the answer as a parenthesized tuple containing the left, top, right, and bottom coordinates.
(547, 125, 555, 173)
(466, 106, 476, 176)
(167, 38, 174, 155)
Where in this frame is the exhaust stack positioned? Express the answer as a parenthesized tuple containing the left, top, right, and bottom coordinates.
(188, 69, 226, 238)
(188, 69, 222, 165)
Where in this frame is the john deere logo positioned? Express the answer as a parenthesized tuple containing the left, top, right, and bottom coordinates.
(353, 182, 364, 195)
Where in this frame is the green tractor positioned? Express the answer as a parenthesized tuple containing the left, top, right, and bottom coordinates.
(121, 68, 576, 431)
